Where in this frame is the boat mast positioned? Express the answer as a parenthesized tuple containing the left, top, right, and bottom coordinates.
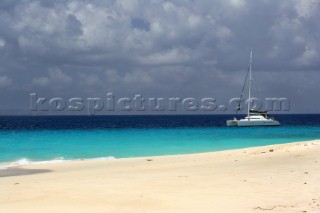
(248, 50, 253, 117)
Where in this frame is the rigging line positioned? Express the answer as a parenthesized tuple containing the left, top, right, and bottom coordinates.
(236, 66, 249, 116)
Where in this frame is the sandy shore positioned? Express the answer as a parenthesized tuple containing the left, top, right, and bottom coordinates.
(1, 140, 320, 213)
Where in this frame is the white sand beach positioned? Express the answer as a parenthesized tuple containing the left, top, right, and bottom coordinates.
(1, 140, 320, 213)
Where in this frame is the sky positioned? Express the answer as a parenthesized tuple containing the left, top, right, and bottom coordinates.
(0, 0, 319, 115)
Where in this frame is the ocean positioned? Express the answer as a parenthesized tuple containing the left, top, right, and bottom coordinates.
(1, 114, 320, 167)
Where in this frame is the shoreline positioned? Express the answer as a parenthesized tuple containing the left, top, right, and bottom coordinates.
(1, 139, 318, 170)
(1, 140, 320, 212)
(0, 156, 117, 171)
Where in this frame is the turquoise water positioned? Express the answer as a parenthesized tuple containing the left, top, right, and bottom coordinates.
(1, 123, 320, 164)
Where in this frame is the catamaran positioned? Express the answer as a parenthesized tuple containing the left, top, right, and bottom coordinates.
(226, 50, 281, 127)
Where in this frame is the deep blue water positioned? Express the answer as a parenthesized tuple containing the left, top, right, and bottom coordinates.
(0, 114, 320, 165)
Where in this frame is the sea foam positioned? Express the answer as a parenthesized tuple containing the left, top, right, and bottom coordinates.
(0, 156, 116, 170)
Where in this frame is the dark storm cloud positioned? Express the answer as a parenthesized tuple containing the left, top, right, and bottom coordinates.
(0, 0, 319, 113)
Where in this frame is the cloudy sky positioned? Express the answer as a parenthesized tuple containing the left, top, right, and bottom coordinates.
(0, 0, 319, 114)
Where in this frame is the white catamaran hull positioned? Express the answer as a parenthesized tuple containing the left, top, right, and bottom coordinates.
(237, 119, 280, 127)
(226, 119, 238, 127)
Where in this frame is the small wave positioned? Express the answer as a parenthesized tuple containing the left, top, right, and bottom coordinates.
(0, 156, 116, 170)
(0, 157, 66, 170)
(14, 158, 31, 166)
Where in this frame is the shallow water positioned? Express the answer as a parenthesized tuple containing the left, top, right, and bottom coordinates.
(1, 114, 319, 165)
